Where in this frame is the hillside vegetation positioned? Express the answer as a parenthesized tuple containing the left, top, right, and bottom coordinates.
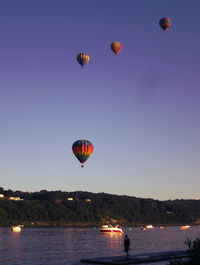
(0, 188, 200, 226)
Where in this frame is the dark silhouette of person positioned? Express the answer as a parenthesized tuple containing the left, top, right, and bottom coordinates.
(124, 234, 130, 258)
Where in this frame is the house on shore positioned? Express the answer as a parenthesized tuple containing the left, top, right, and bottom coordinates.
(9, 197, 24, 201)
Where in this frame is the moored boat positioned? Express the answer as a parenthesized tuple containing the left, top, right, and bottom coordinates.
(180, 225, 190, 230)
(11, 225, 22, 232)
(100, 224, 123, 233)
(146, 225, 154, 229)
(141, 225, 154, 230)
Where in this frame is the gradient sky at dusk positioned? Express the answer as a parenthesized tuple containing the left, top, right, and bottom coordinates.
(0, 0, 200, 200)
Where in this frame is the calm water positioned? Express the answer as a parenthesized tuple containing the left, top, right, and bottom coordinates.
(0, 226, 199, 265)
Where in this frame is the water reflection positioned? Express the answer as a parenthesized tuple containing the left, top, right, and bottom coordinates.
(0, 226, 199, 265)
(101, 232, 123, 250)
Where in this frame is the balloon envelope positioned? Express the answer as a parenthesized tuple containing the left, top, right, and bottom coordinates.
(72, 140, 94, 166)
(159, 17, 172, 32)
(76, 53, 89, 68)
(110, 41, 122, 55)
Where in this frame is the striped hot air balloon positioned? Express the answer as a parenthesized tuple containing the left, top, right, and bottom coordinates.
(76, 53, 89, 68)
(72, 140, 94, 167)
(159, 17, 172, 32)
(110, 41, 122, 55)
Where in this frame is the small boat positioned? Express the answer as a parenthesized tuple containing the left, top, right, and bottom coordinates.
(11, 225, 21, 232)
(100, 224, 123, 233)
(180, 225, 190, 230)
(146, 225, 154, 229)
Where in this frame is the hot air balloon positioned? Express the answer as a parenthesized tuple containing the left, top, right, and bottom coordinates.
(159, 17, 172, 32)
(76, 53, 89, 68)
(72, 140, 94, 167)
(110, 41, 122, 55)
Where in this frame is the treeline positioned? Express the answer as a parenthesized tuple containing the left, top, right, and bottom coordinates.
(0, 187, 200, 226)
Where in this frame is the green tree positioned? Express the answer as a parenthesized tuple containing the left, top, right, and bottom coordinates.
(168, 237, 200, 265)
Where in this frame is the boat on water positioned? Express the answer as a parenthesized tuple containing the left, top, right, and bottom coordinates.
(11, 225, 22, 232)
(100, 224, 123, 233)
(146, 225, 154, 229)
(141, 224, 154, 230)
(180, 225, 190, 230)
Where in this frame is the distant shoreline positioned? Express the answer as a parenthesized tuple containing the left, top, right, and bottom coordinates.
(1, 223, 198, 228)
(1, 189, 200, 227)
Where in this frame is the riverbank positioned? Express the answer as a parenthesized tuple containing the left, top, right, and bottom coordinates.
(1, 189, 200, 227)
(1, 222, 199, 228)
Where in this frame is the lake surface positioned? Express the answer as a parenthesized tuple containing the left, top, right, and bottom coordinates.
(0, 226, 199, 265)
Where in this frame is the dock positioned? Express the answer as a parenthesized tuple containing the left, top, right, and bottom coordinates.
(81, 250, 187, 264)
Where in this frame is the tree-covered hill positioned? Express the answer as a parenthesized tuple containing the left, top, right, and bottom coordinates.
(0, 187, 200, 226)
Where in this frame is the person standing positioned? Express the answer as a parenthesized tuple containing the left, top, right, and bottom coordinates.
(124, 234, 130, 259)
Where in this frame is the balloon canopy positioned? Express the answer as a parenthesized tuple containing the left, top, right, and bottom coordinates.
(72, 140, 94, 167)
(110, 41, 123, 55)
(159, 17, 172, 32)
(76, 53, 89, 68)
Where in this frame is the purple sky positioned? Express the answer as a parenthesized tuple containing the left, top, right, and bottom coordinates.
(0, 0, 200, 200)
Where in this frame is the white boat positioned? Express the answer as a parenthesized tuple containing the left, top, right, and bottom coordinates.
(11, 225, 22, 232)
(180, 225, 190, 230)
(100, 224, 123, 233)
(146, 225, 154, 229)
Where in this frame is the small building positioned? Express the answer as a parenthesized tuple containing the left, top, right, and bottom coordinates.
(9, 197, 24, 201)
(166, 211, 173, 214)
(85, 198, 91, 202)
(0, 194, 4, 198)
(67, 197, 73, 201)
